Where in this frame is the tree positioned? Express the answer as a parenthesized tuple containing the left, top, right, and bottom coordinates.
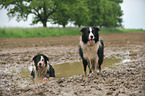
(50, 0, 80, 28)
(87, 0, 104, 27)
(51, 10, 69, 28)
(0, 0, 73, 27)
(50, 1, 71, 28)
(102, 0, 123, 27)
(109, 0, 123, 4)
(70, 0, 90, 27)
(0, 0, 123, 28)
(84, 0, 123, 28)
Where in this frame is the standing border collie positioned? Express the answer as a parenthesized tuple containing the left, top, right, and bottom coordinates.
(79, 26, 104, 76)
(31, 54, 55, 81)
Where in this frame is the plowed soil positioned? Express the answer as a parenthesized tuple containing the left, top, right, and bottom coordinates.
(0, 32, 145, 96)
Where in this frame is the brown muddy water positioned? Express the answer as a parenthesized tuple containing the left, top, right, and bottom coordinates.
(2, 57, 130, 88)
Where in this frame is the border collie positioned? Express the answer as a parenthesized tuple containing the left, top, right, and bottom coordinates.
(79, 26, 104, 76)
(31, 54, 55, 81)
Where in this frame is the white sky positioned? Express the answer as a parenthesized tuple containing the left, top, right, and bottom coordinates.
(120, 0, 145, 29)
(0, 0, 145, 29)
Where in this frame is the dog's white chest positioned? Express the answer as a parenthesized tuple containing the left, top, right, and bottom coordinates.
(84, 45, 98, 60)
(80, 41, 99, 60)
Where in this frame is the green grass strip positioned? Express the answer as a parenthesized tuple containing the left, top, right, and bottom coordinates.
(0, 27, 144, 38)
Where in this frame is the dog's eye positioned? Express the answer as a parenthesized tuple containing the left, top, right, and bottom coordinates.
(42, 59, 44, 61)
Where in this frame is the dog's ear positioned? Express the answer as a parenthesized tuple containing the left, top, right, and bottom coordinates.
(32, 55, 37, 61)
(43, 55, 49, 66)
(94, 27, 100, 32)
(44, 55, 49, 61)
(80, 27, 87, 33)
(32, 55, 37, 66)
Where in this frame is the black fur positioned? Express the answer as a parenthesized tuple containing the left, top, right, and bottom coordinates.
(97, 39, 104, 72)
(79, 26, 104, 75)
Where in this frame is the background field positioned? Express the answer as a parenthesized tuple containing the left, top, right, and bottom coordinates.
(0, 27, 145, 38)
(1, 32, 145, 96)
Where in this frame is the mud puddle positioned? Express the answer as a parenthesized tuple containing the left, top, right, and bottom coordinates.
(54, 58, 123, 78)
(2, 57, 130, 88)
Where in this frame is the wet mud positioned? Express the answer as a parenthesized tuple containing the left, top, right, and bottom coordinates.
(0, 32, 145, 96)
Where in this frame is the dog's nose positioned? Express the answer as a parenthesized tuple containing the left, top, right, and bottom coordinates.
(39, 63, 42, 66)
(90, 36, 94, 39)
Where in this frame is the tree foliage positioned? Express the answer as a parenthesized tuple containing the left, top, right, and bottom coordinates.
(109, 0, 123, 4)
(50, 1, 72, 27)
(70, 0, 90, 27)
(0, 0, 74, 27)
(0, 0, 123, 28)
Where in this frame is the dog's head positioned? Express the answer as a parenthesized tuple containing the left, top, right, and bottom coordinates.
(32, 54, 49, 71)
(80, 27, 100, 45)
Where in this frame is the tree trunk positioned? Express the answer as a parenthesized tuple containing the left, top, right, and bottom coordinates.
(63, 24, 66, 28)
(78, 24, 81, 28)
(43, 21, 47, 27)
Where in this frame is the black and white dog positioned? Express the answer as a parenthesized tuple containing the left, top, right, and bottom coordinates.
(31, 54, 55, 80)
(79, 26, 104, 76)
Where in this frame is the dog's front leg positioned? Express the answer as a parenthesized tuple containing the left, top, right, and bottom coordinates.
(95, 57, 98, 71)
(45, 74, 50, 78)
(89, 60, 94, 74)
(94, 57, 99, 77)
(82, 59, 88, 77)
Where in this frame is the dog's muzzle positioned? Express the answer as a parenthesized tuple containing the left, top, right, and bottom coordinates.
(89, 35, 95, 45)
(89, 40, 95, 45)
(39, 63, 42, 66)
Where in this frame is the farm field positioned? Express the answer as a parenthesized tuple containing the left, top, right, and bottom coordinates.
(0, 32, 145, 96)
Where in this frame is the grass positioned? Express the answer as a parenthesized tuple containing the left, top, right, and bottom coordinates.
(0, 27, 144, 38)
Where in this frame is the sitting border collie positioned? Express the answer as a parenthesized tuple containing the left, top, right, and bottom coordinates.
(31, 54, 55, 80)
(79, 26, 104, 76)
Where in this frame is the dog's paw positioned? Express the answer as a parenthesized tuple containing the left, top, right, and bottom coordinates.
(88, 73, 94, 77)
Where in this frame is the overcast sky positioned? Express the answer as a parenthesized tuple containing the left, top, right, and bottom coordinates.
(121, 0, 145, 29)
(0, 0, 145, 29)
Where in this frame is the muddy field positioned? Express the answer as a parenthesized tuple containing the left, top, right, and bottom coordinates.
(0, 32, 145, 96)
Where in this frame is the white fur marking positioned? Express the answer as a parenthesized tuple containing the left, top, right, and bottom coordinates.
(89, 27, 92, 32)
(89, 27, 94, 40)
(38, 56, 45, 66)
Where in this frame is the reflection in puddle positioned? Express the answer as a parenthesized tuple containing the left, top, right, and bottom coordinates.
(53, 62, 83, 78)
(53, 57, 122, 78)
(122, 58, 131, 63)
(4, 57, 128, 88)
(102, 58, 122, 69)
